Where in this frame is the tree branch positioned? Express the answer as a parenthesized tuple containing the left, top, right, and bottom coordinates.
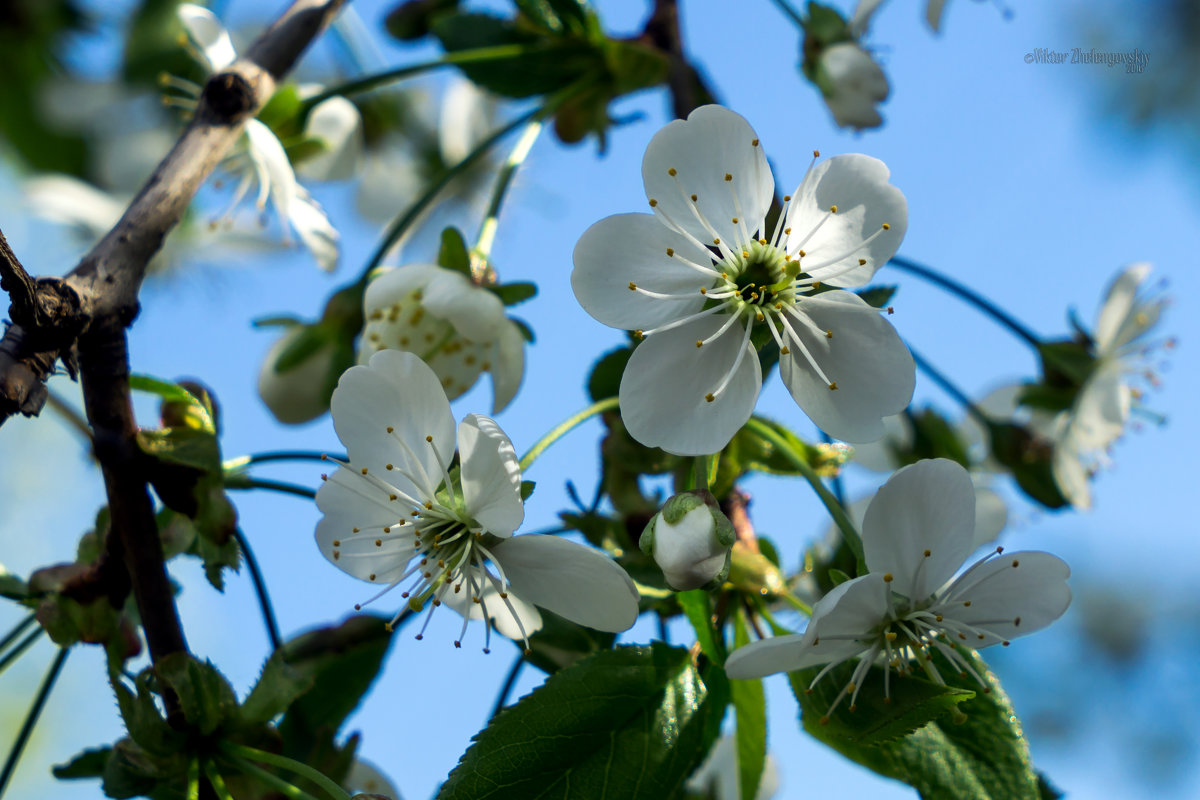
(641, 0, 717, 119)
(0, 0, 349, 426)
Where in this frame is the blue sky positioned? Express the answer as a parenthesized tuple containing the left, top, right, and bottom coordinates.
(1, 1, 1198, 798)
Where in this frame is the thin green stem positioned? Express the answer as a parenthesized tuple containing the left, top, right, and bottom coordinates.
(744, 417, 864, 564)
(908, 345, 994, 429)
(519, 396, 619, 472)
(203, 761, 236, 800)
(767, 0, 806, 27)
(186, 758, 200, 800)
(0, 647, 69, 798)
(226, 756, 323, 800)
(888, 256, 1042, 348)
(303, 44, 561, 107)
(223, 743, 351, 800)
(0, 616, 35, 656)
(362, 109, 540, 279)
(232, 529, 282, 651)
(225, 477, 317, 501)
(233, 451, 346, 467)
(44, 390, 91, 442)
(471, 119, 544, 277)
(751, 594, 795, 635)
(777, 591, 812, 617)
(489, 653, 525, 721)
(0, 629, 42, 677)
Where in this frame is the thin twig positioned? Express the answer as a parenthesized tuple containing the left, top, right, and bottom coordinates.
(489, 654, 525, 721)
(0, 647, 69, 799)
(232, 529, 283, 651)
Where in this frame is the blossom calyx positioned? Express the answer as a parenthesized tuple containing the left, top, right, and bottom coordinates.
(640, 490, 735, 591)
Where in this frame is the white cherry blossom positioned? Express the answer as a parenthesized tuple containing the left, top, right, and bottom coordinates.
(358, 265, 526, 413)
(315, 351, 638, 650)
(572, 105, 914, 456)
(725, 459, 1070, 718)
(177, 4, 343, 271)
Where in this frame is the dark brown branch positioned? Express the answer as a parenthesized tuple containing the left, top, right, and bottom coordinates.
(641, 0, 718, 119)
(0, 0, 349, 426)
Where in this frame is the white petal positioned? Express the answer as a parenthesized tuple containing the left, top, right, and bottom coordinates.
(971, 485, 1008, 549)
(363, 264, 441, 310)
(641, 105, 773, 246)
(459, 414, 524, 537)
(571, 213, 712, 330)
(243, 119, 298, 228)
(850, 0, 887, 34)
(1070, 364, 1128, 450)
(289, 189, 339, 272)
(24, 174, 124, 237)
(298, 96, 365, 181)
(941, 551, 1071, 646)
(723, 632, 812, 679)
(330, 351, 456, 497)
(861, 459, 976, 601)
(620, 316, 761, 456)
(315, 469, 419, 583)
(344, 758, 402, 799)
(1052, 432, 1092, 510)
(178, 4, 237, 71)
(849, 413, 912, 472)
(489, 320, 526, 413)
(490, 535, 640, 633)
(439, 79, 494, 164)
(778, 290, 914, 443)
(421, 269, 505, 341)
(1094, 263, 1150, 352)
(442, 576, 544, 641)
(784, 155, 906, 287)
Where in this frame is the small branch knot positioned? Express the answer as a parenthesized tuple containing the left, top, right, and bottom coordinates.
(201, 71, 257, 122)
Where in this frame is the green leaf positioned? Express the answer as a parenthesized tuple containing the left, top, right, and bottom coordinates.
(793, 651, 1043, 799)
(856, 284, 898, 309)
(112, 673, 186, 758)
(439, 643, 728, 800)
(155, 653, 239, 736)
(238, 656, 315, 727)
(431, 13, 595, 98)
(129, 375, 215, 433)
(437, 226, 473, 275)
(137, 427, 222, 473)
(490, 281, 538, 306)
(53, 747, 112, 780)
(278, 615, 395, 758)
(676, 589, 724, 664)
(586, 346, 632, 402)
(731, 610, 766, 800)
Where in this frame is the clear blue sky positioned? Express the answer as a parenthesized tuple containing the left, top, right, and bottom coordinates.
(1, 0, 1197, 798)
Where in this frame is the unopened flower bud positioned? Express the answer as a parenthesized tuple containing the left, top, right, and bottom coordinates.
(817, 42, 889, 130)
(640, 490, 735, 591)
(257, 325, 342, 424)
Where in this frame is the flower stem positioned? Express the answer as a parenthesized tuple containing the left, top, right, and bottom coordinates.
(907, 344, 994, 429)
(225, 476, 317, 500)
(489, 653, 525, 721)
(225, 756, 325, 800)
(471, 119, 544, 280)
(0, 615, 36, 656)
(229, 450, 346, 467)
(186, 758, 201, 800)
(302, 44, 562, 107)
(744, 417, 864, 564)
(767, 0, 806, 27)
(222, 743, 351, 800)
(360, 109, 541, 280)
(519, 396, 619, 472)
(0, 629, 42, 677)
(776, 590, 813, 617)
(203, 761, 237, 800)
(887, 256, 1042, 349)
(0, 647, 68, 799)
(232, 528, 282, 651)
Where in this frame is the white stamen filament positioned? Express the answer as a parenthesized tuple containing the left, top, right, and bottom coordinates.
(708, 315, 755, 401)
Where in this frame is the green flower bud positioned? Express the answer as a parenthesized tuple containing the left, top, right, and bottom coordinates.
(640, 490, 735, 591)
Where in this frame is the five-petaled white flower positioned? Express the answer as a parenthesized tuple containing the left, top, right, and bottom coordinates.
(177, 4, 342, 271)
(1051, 263, 1169, 509)
(571, 105, 914, 456)
(725, 459, 1070, 719)
(358, 265, 526, 413)
(315, 350, 639, 650)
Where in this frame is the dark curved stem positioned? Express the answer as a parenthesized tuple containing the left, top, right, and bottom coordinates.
(0, 616, 36, 655)
(232, 529, 282, 651)
(0, 629, 42, 676)
(242, 450, 344, 466)
(0, 647, 69, 798)
(888, 256, 1042, 348)
(489, 654, 525, 721)
(908, 345, 993, 428)
(227, 477, 317, 500)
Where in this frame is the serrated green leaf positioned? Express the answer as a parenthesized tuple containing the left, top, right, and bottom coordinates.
(438, 643, 727, 800)
(437, 226, 472, 275)
(490, 281, 538, 306)
(155, 653, 239, 736)
(113, 673, 186, 758)
(792, 651, 1043, 800)
(731, 610, 766, 800)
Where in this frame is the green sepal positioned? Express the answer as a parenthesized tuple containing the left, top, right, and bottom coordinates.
(523, 607, 617, 674)
(112, 671, 187, 757)
(827, 567, 852, 586)
(154, 653, 239, 736)
(437, 225, 473, 275)
(489, 281, 538, 306)
(272, 323, 332, 374)
(438, 643, 729, 800)
(52, 747, 112, 780)
(385, 0, 462, 41)
(856, 284, 898, 309)
(519, 480, 536, 501)
(986, 422, 1069, 509)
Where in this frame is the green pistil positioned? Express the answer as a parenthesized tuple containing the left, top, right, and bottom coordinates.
(729, 241, 789, 307)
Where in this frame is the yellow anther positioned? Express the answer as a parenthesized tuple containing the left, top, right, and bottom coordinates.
(758, 238, 767, 245)
(724, 173, 732, 182)
(713, 238, 721, 245)
(666, 248, 675, 257)
(752, 138, 760, 146)
(883, 572, 893, 582)
(352, 528, 359, 533)
(783, 195, 792, 201)
(732, 217, 739, 224)
(742, 250, 750, 258)
(963, 600, 972, 607)
(858, 258, 867, 266)
(825, 330, 833, 339)
(696, 340, 704, 348)
(924, 549, 932, 557)
(425, 434, 433, 443)
(633, 330, 644, 339)
(383, 526, 391, 533)
(649, 198, 658, 207)
(668, 167, 677, 176)
(885, 631, 898, 642)
(386, 464, 394, 470)
(780, 346, 790, 355)
(332, 539, 341, 546)
(700, 287, 707, 295)
(375, 539, 382, 546)
(830, 205, 838, 213)
(798, 249, 806, 257)
(628, 281, 638, 290)
(424, 502, 433, 510)
(705, 392, 715, 402)
(882, 222, 891, 230)
(389, 494, 397, 501)
(887, 306, 895, 315)
(1012, 559, 1020, 567)
(691, 194, 699, 202)
(386, 426, 394, 433)
(360, 467, 368, 475)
